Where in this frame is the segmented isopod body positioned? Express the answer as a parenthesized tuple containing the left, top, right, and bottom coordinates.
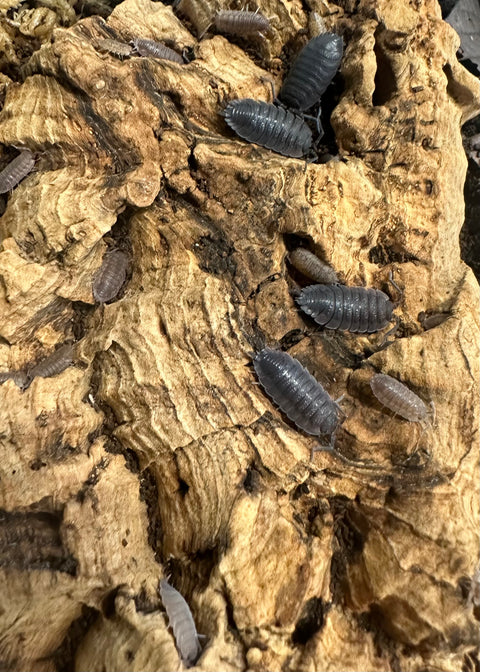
(92, 249, 128, 303)
(289, 248, 338, 283)
(224, 99, 312, 158)
(159, 579, 201, 667)
(131, 38, 183, 63)
(253, 347, 339, 438)
(95, 38, 133, 58)
(279, 33, 343, 111)
(296, 284, 393, 333)
(214, 10, 270, 35)
(370, 373, 428, 422)
(0, 150, 35, 194)
(27, 344, 75, 382)
(0, 370, 28, 388)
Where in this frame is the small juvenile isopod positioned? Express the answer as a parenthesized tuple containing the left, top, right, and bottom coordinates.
(26, 343, 75, 385)
(289, 248, 338, 283)
(92, 249, 129, 304)
(95, 38, 133, 58)
(0, 149, 35, 194)
(296, 284, 394, 333)
(253, 347, 340, 442)
(279, 33, 343, 111)
(131, 38, 184, 63)
(159, 579, 202, 667)
(214, 10, 270, 36)
(370, 373, 428, 423)
(224, 99, 313, 158)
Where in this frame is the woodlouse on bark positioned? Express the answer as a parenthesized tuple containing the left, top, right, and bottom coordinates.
(296, 284, 394, 333)
(370, 373, 428, 423)
(131, 39, 184, 63)
(289, 248, 338, 283)
(94, 38, 133, 58)
(25, 343, 75, 386)
(159, 579, 202, 667)
(253, 347, 340, 444)
(0, 149, 35, 194)
(223, 99, 313, 158)
(279, 33, 343, 111)
(214, 10, 271, 36)
(92, 249, 129, 304)
(0, 370, 29, 389)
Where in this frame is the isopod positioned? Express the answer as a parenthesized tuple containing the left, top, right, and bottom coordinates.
(26, 343, 75, 385)
(296, 284, 394, 333)
(92, 249, 129, 304)
(279, 33, 343, 111)
(0, 370, 28, 388)
(131, 38, 183, 63)
(214, 10, 270, 36)
(253, 347, 339, 441)
(0, 149, 35, 194)
(289, 248, 338, 283)
(159, 579, 202, 667)
(370, 373, 428, 423)
(95, 38, 133, 58)
(224, 99, 313, 158)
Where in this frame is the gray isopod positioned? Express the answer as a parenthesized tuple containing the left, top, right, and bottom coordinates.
(26, 343, 75, 385)
(0, 150, 35, 194)
(214, 10, 270, 35)
(95, 38, 133, 58)
(0, 370, 29, 388)
(279, 33, 343, 111)
(92, 249, 129, 304)
(131, 38, 184, 63)
(159, 579, 202, 667)
(370, 373, 428, 423)
(224, 99, 313, 158)
(289, 248, 338, 283)
(296, 284, 394, 333)
(253, 347, 339, 441)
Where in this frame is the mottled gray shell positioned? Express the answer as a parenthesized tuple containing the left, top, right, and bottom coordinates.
(253, 347, 339, 437)
(92, 250, 129, 303)
(27, 344, 75, 383)
(0, 150, 35, 194)
(214, 10, 270, 35)
(289, 248, 338, 283)
(159, 579, 201, 667)
(279, 33, 343, 111)
(370, 373, 428, 422)
(131, 38, 183, 63)
(297, 284, 393, 333)
(95, 38, 133, 58)
(224, 99, 313, 158)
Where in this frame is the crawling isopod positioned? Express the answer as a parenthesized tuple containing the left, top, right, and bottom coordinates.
(95, 38, 133, 58)
(279, 33, 343, 111)
(214, 10, 270, 36)
(0, 370, 28, 388)
(0, 149, 35, 194)
(131, 38, 183, 63)
(296, 284, 394, 333)
(224, 99, 313, 158)
(92, 249, 129, 304)
(159, 579, 202, 667)
(26, 343, 75, 386)
(370, 373, 428, 423)
(289, 248, 338, 283)
(253, 347, 340, 444)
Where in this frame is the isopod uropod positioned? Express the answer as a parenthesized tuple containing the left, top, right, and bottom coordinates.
(0, 149, 35, 194)
(214, 10, 270, 36)
(370, 373, 428, 423)
(296, 284, 394, 333)
(279, 33, 343, 111)
(224, 99, 313, 158)
(159, 579, 202, 667)
(253, 347, 340, 443)
(289, 248, 338, 284)
(92, 249, 129, 304)
(131, 38, 184, 63)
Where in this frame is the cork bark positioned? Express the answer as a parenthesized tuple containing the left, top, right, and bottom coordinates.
(0, 0, 479, 671)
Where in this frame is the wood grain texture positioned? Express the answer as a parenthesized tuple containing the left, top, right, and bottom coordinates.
(0, 0, 479, 670)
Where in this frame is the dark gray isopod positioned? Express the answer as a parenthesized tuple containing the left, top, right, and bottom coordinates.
(289, 248, 338, 283)
(279, 33, 343, 111)
(214, 10, 270, 35)
(27, 344, 75, 383)
(253, 347, 339, 439)
(0, 150, 35, 194)
(93, 249, 128, 303)
(297, 284, 393, 333)
(370, 373, 428, 423)
(159, 579, 202, 667)
(224, 99, 313, 158)
(0, 370, 29, 388)
(131, 38, 183, 63)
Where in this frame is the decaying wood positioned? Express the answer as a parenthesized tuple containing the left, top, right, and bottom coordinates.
(0, 0, 479, 670)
